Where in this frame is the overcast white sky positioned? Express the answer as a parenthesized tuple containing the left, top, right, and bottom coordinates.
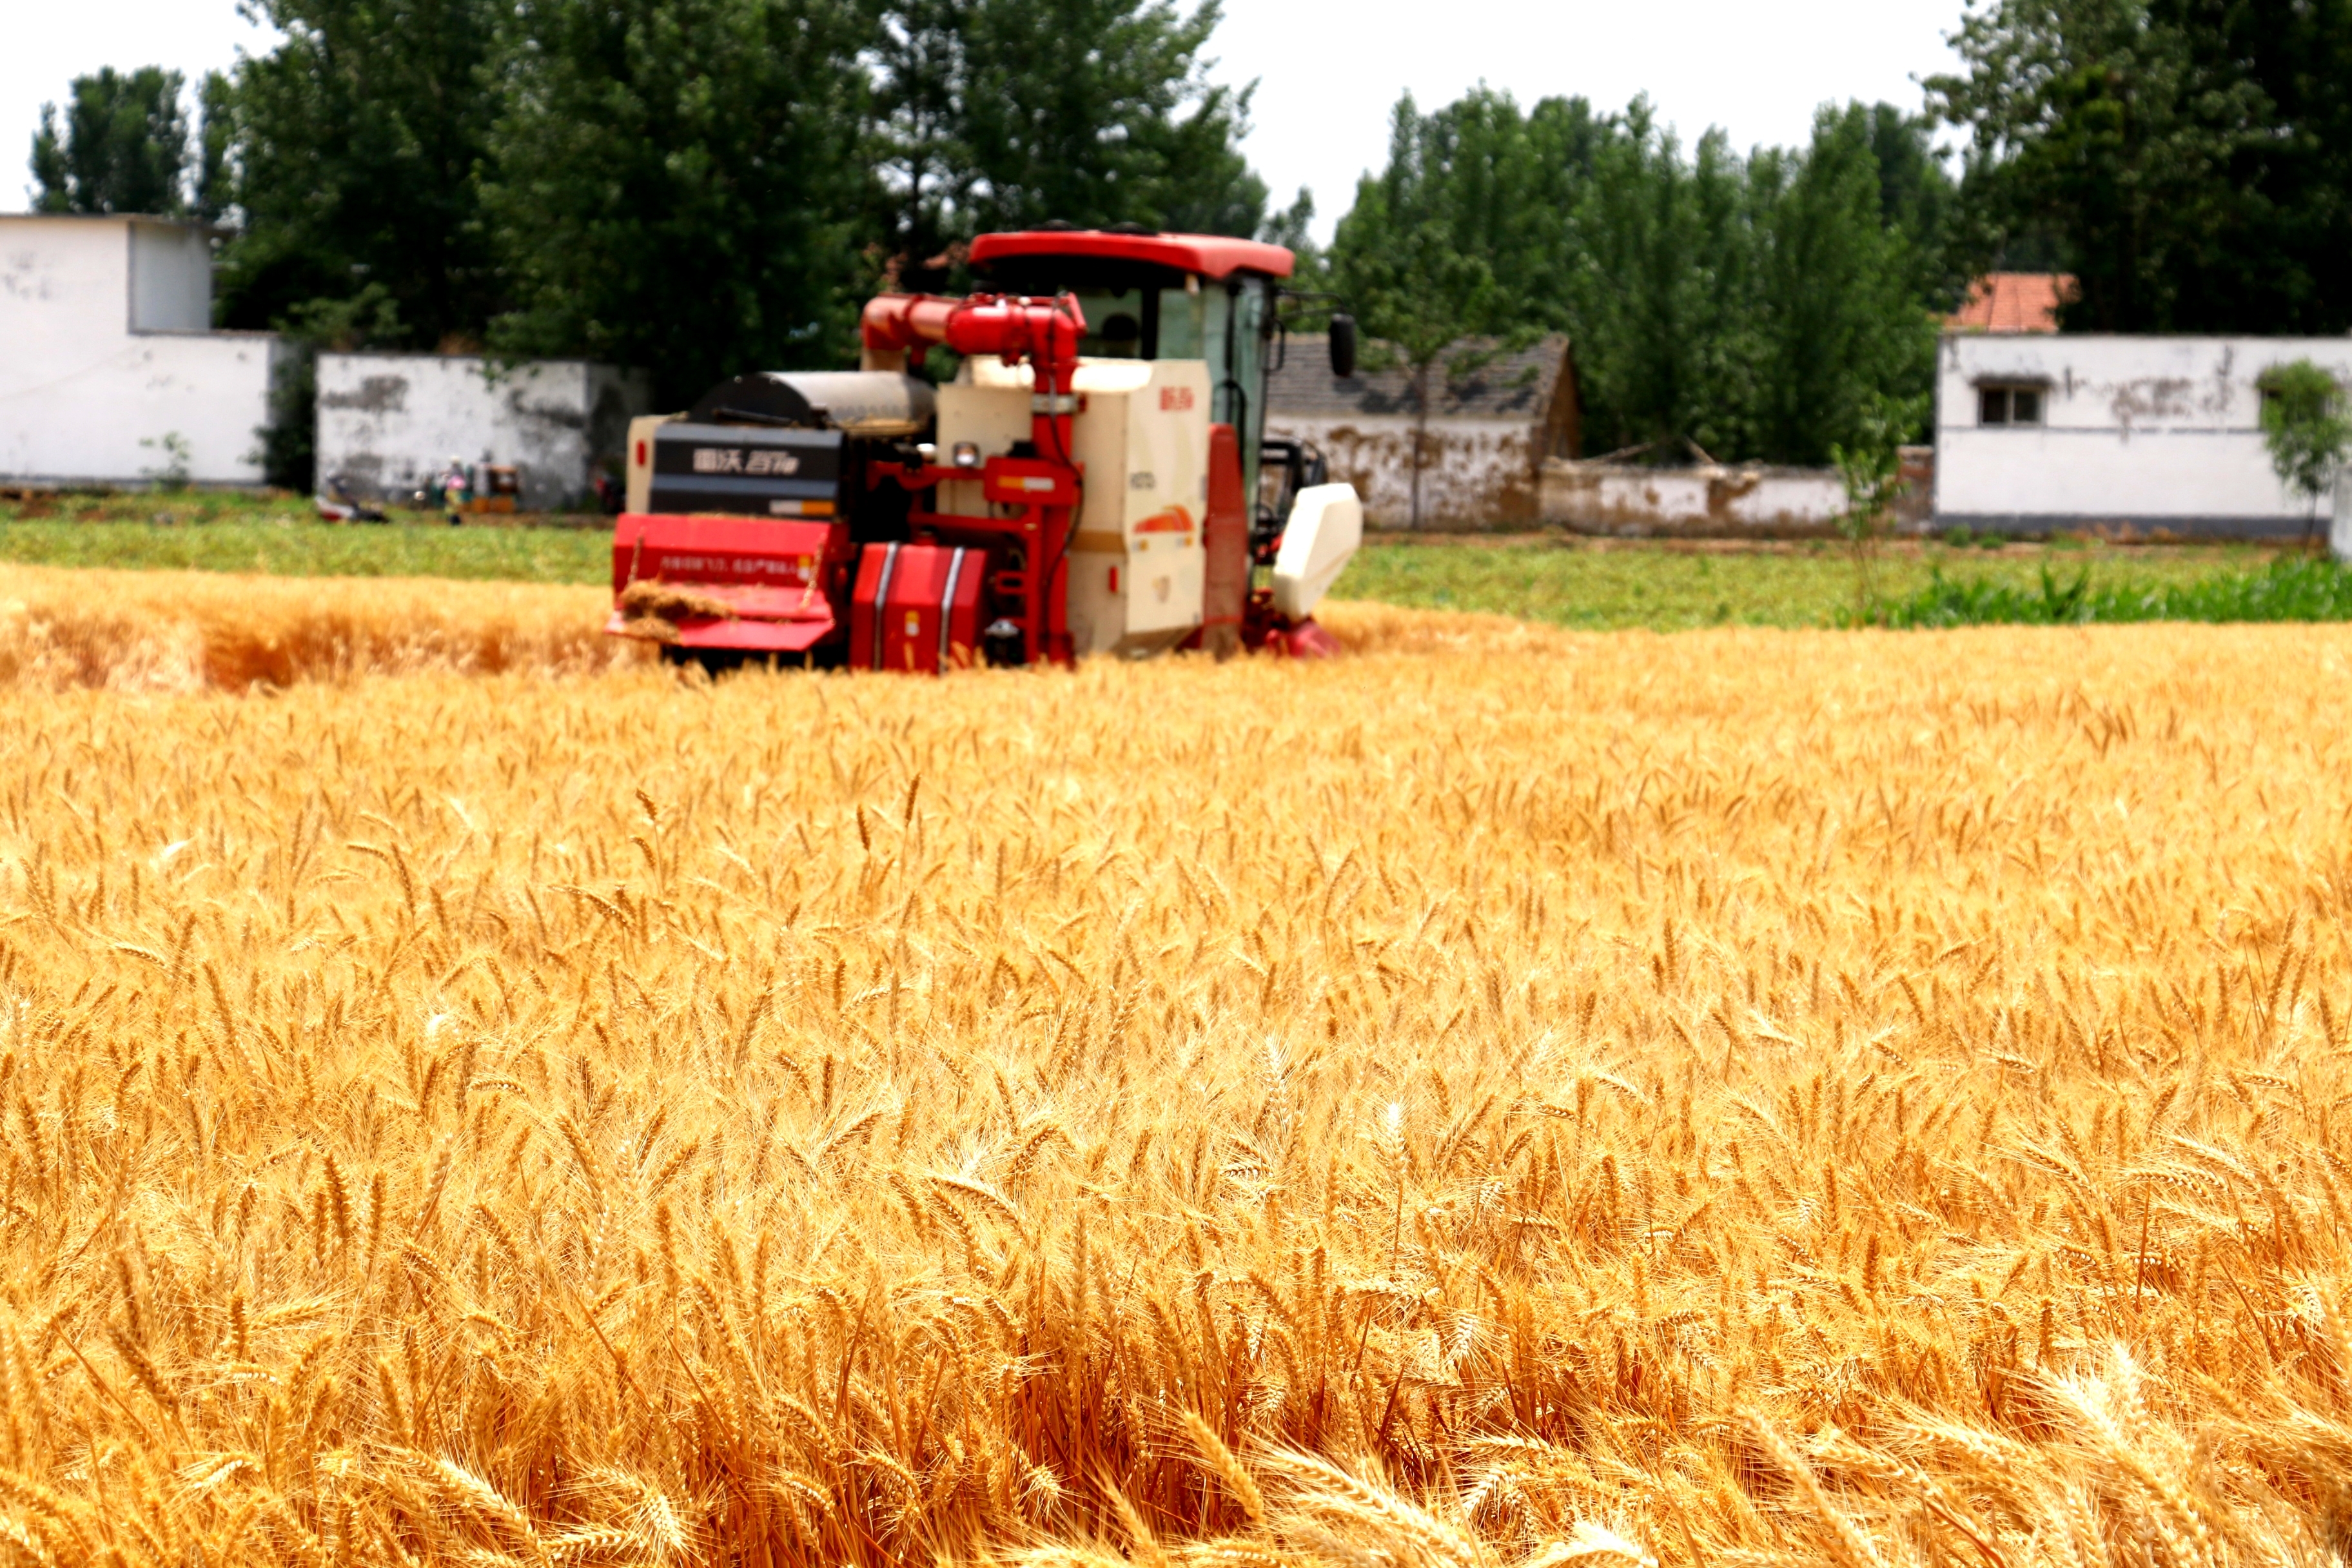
(4, 0, 1968, 240)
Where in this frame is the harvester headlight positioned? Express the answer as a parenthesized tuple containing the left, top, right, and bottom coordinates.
(952, 442, 982, 469)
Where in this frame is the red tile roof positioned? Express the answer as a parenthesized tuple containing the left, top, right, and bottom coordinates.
(1948, 273, 2073, 333)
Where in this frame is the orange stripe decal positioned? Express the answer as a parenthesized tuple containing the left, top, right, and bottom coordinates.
(1134, 506, 1194, 535)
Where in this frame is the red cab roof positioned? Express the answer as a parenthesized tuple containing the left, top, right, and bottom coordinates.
(970, 230, 1295, 281)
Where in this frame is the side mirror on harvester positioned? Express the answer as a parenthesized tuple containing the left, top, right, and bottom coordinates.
(1328, 313, 1357, 379)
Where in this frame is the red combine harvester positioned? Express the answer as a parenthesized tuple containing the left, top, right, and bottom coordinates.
(609, 229, 1362, 671)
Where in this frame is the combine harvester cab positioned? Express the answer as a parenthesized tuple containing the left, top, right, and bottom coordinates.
(609, 230, 1362, 671)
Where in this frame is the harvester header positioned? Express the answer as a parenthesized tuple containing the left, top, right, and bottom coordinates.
(610, 228, 1362, 673)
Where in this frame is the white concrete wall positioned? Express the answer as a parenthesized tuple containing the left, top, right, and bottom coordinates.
(1265, 413, 1539, 528)
(1542, 460, 1847, 535)
(1936, 333, 2352, 536)
(0, 215, 280, 486)
(317, 354, 651, 511)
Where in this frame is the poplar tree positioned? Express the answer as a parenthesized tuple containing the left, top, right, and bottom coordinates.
(482, 0, 871, 405)
(867, 0, 1266, 279)
(1929, 0, 2352, 332)
(1329, 90, 1945, 469)
(28, 67, 193, 218)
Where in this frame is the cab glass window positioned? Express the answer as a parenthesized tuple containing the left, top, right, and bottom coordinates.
(1222, 278, 1269, 493)
(1071, 290, 1146, 358)
(1061, 275, 1273, 496)
(1158, 286, 1216, 364)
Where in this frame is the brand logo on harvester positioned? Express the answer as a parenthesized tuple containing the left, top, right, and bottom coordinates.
(692, 449, 802, 476)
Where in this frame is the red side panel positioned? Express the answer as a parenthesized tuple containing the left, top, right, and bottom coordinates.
(1191, 423, 1249, 658)
(609, 512, 852, 652)
(612, 513, 845, 594)
(849, 544, 893, 669)
(885, 547, 953, 674)
(605, 612, 839, 652)
(850, 542, 988, 674)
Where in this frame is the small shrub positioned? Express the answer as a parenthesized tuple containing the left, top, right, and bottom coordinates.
(2259, 358, 2349, 544)
(139, 431, 192, 491)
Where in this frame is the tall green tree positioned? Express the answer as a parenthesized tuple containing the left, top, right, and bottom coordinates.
(211, 0, 502, 348)
(868, 0, 1264, 267)
(1928, 0, 2352, 331)
(2210, 0, 2352, 330)
(1329, 97, 1518, 526)
(28, 66, 191, 216)
(1746, 108, 1936, 467)
(1329, 89, 1947, 469)
(1258, 186, 1318, 254)
(957, 0, 1260, 233)
(1561, 104, 1758, 460)
(193, 71, 235, 224)
(482, 0, 871, 405)
(1328, 86, 1607, 329)
(866, 0, 974, 279)
(1847, 101, 1962, 308)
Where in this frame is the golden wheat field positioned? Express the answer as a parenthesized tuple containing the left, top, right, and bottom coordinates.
(0, 562, 2347, 1567)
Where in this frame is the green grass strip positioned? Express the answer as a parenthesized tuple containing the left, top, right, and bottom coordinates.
(1872, 556, 2352, 627)
(0, 520, 611, 584)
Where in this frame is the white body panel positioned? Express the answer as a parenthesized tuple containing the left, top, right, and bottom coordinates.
(936, 356, 1212, 656)
(1273, 484, 1364, 619)
(933, 377, 1030, 522)
(624, 413, 669, 514)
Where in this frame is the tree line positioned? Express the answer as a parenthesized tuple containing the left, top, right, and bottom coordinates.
(29, 0, 1265, 416)
(1930, 0, 2352, 336)
(1317, 92, 1957, 470)
(28, 0, 2352, 478)
(1312, 0, 2352, 470)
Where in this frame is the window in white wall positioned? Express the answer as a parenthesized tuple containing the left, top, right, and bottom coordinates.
(1977, 384, 2044, 427)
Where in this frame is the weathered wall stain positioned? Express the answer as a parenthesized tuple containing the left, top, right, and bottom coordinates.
(1935, 333, 2347, 531)
(513, 393, 587, 430)
(1266, 334, 1577, 529)
(1542, 459, 1852, 537)
(316, 353, 649, 510)
(2108, 377, 2196, 436)
(1268, 415, 1540, 529)
(318, 375, 409, 415)
(0, 251, 55, 303)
